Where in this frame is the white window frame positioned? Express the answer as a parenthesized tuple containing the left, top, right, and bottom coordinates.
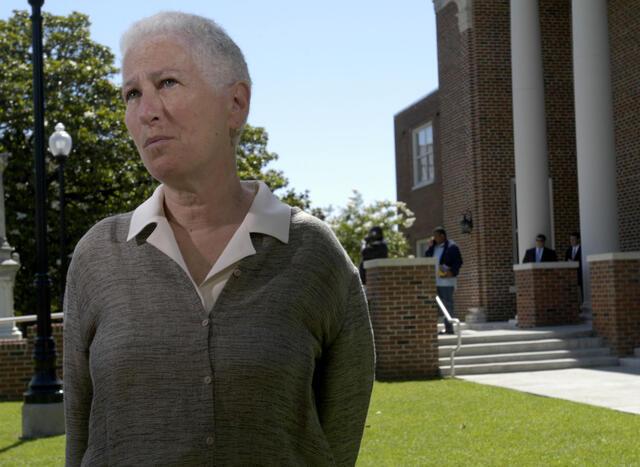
(412, 123, 435, 189)
(416, 238, 432, 258)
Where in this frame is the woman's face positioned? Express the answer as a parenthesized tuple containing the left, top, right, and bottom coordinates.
(122, 36, 235, 186)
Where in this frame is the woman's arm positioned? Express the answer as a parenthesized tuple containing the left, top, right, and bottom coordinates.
(63, 262, 93, 467)
(314, 273, 375, 466)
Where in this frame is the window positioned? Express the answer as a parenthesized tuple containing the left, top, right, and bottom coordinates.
(416, 238, 432, 258)
(412, 123, 434, 188)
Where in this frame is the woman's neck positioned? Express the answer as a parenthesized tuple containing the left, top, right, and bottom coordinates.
(163, 176, 256, 233)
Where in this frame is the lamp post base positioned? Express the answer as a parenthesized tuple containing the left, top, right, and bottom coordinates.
(21, 401, 65, 439)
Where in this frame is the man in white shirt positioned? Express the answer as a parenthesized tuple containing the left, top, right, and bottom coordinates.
(565, 231, 583, 302)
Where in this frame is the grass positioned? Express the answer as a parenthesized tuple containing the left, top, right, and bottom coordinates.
(357, 379, 640, 466)
(1, 379, 639, 466)
(0, 402, 64, 466)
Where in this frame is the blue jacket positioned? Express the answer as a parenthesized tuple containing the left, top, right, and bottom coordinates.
(425, 240, 463, 277)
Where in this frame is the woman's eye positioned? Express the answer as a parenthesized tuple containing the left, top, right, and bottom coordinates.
(160, 78, 178, 88)
(124, 89, 140, 102)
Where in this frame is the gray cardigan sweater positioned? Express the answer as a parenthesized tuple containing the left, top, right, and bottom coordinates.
(63, 208, 375, 466)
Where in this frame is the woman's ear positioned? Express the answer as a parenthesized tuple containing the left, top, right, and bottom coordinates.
(228, 81, 251, 129)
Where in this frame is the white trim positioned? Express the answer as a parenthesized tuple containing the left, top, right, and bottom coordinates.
(433, 0, 473, 32)
(411, 123, 435, 188)
(416, 238, 432, 257)
(513, 262, 579, 271)
(0, 312, 64, 324)
(587, 252, 640, 262)
(412, 179, 435, 190)
(364, 257, 437, 269)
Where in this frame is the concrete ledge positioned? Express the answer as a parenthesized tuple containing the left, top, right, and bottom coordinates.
(22, 402, 65, 439)
(513, 262, 579, 271)
(587, 252, 640, 262)
(364, 257, 437, 269)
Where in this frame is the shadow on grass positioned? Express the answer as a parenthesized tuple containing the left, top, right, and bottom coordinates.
(0, 439, 28, 454)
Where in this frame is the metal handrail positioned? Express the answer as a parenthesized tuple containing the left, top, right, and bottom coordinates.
(435, 295, 462, 377)
(0, 312, 64, 324)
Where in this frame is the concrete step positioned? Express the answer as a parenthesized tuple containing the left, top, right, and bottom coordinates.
(439, 347, 612, 366)
(635, 348, 640, 358)
(439, 336, 604, 358)
(440, 356, 620, 376)
(437, 326, 593, 346)
(437, 322, 468, 332)
(620, 357, 640, 369)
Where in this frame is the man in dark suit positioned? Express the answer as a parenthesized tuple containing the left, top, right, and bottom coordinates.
(565, 231, 583, 302)
(359, 226, 388, 285)
(523, 233, 558, 263)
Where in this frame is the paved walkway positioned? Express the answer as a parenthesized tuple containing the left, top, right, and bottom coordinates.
(460, 365, 640, 415)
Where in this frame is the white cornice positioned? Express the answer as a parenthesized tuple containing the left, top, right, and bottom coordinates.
(513, 262, 579, 271)
(433, 0, 473, 32)
(587, 252, 640, 262)
(364, 257, 437, 269)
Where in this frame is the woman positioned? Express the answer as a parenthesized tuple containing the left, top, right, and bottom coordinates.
(64, 11, 374, 466)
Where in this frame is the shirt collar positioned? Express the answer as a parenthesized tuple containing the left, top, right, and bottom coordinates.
(126, 180, 291, 244)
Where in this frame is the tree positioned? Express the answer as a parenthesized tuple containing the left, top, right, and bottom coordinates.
(0, 11, 311, 315)
(0, 11, 154, 315)
(326, 191, 415, 265)
(236, 125, 311, 210)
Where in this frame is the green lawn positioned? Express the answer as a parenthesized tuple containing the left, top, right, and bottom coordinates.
(1, 379, 639, 466)
(357, 379, 640, 466)
(0, 402, 64, 466)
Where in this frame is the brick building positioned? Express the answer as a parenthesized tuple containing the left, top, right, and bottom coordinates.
(395, 0, 639, 322)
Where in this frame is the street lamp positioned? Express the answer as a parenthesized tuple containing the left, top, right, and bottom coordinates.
(22, 0, 64, 439)
(49, 122, 72, 309)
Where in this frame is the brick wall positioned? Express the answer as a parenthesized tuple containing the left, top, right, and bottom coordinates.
(609, 0, 640, 251)
(365, 258, 439, 380)
(469, 0, 516, 321)
(435, 1, 485, 320)
(514, 264, 580, 328)
(399, 0, 636, 322)
(0, 323, 63, 401)
(590, 254, 640, 357)
(539, 0, 580, 257)
(394, 91, 443, 252)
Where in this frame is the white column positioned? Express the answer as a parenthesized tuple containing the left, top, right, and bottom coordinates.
(511, 0, 552, 263)
(572, 0, 619, 310)
(0, 154, 21, 339)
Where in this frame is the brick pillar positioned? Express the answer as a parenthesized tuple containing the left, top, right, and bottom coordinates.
(364, 258, 439, 380)
(0, 323, 63, 401)
(513, 262, 580, 328)
(589, 253, 640, 357)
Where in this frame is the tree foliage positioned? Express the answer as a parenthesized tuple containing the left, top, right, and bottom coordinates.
(0, 10, 310, 314)
(236, 125, 311, 210)
(326, 191, 415, 265)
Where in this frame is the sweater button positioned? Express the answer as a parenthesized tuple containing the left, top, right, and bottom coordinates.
(206, 436, 214, 446)
(201, 319, 209, 327)
(204, 376, 212, 384)
(233, 268, 242, 278)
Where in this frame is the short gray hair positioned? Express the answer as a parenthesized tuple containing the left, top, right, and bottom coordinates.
(120, 11, 252, 90)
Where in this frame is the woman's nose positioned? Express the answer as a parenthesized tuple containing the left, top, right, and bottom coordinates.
(137, 91, 162, 125)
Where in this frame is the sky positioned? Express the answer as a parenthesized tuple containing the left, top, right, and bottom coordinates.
(1, 1, 439, 210)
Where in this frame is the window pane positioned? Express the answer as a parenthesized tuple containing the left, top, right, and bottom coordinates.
(425, 125, 433, 143)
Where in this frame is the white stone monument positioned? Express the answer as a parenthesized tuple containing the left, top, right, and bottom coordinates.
(0, 152, 22, 339)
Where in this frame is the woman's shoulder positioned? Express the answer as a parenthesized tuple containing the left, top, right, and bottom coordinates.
(72, 212, 133, 259)
(289, 208, 355, 271)
(290, 208, 341, 249)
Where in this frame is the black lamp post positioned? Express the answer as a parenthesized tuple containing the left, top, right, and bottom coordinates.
(49, 122, 72, 310)
(23, 0, 64, 437)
